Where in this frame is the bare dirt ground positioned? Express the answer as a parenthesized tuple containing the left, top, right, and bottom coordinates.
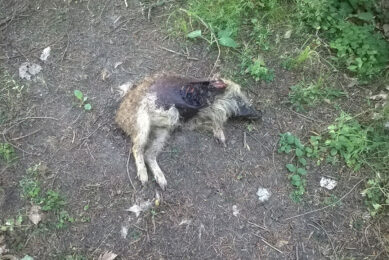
(0, 0, 387, 259)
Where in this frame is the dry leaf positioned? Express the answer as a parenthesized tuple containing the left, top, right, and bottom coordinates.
(121, 226, 128, 239)
(19, 62, 42, 80)
(383, 24, 389, 37)
(1, 255, 18, 260)
(0, 236, 8, 254)
(369, 93, 388, 101)
(114, 62, 123, 68)
(126, 201, 152, 217)
(284, 30, 292, 39)
(28, 205, 42, 225)
(40, 46, 51, 61)
(101, 68, 110, 81)
(98, 251, 117, 260)
(276, 240, 289, 248)
(179, 219, 192, 226)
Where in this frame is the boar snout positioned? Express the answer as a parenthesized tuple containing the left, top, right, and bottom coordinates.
(235, 98, 261, 120)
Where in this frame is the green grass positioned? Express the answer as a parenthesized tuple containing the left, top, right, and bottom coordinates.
(278, 132, 309, 202)
(278, 112, 389, 214)
(167, 0, 289, 83)
(19, 163, 74, 228)
(74, 90, 92, 111)
(0, 67, 25, 124)
(288, 77, 345, 112)
(0, 142, 16, 164)
(296, 0, 389, 80)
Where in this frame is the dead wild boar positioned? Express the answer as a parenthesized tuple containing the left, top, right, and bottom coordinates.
(115, 73, 261, 189)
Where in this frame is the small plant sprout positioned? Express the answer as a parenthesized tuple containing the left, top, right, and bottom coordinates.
(278, 132, 309, 202)
(74, 90, 92, 111)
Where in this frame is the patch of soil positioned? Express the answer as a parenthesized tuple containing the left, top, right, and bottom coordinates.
(0, 0, 386, 259)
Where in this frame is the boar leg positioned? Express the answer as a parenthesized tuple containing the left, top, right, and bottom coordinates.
(145, 128, 169, 190)
(213, 125, 226, 147)
(132, 109, 151, 185)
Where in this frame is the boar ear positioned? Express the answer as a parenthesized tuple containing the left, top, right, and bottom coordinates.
(211, 79, 227, 89)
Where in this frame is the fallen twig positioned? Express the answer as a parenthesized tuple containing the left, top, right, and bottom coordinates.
(10, 128, 42, 141)
(247, 220, 269, 231)
(289, 109, 325, 123)
(312, 221, 338, 260)
(243, 131, 250, 150)
(252, 233, 283, 254)
(126, 150, 137, 191)
(159, 46, 199, 61)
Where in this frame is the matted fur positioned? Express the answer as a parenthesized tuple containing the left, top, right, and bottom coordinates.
(116, 73, 255, 189)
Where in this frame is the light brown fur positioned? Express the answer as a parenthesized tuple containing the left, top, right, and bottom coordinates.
(116, 73, 253, 189)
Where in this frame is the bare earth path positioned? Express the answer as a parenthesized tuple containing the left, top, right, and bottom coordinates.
(0, 1, 384, 259)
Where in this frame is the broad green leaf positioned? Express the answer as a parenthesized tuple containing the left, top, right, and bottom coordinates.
(16, 215, 23, 225)
(218, 28, 233, 38)
(74, 90, 83, 100)
(297, 168, 307, 175)
(291, 174, 302, 186)
(218, 36, 237, 48)
(299, 157, 307, 166)
(84, 104, 92, 111)
(295, 148, 303, 157)
(286, 134, 295, 144)
(286, 164, 297, 173)
(295, 139, 304, 149)
(352, 12, 374, 22)
(305, 147, 313, 154)
(330, 148, 338, 156)
(187, 30, 202, 39)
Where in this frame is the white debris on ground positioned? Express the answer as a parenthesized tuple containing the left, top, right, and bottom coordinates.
(0, 235, 8, 255)
(320, 177, 338, 190)
(284, 30, 292, 39)
(276, 239, 289, 248)
(19, 62, 42, 80)
(232, 205, 239, 216)
(40, 46, 51, 61)
(97, 251, 117, 260)
(28, 205, 42, 225)
(126, 200, 152, 217)
(120, 226, 128, 239)
(369, 93, 388, 101)
(114, 61, 123, 68)
(179, 219, 192, 226)
(117, 82, 133, 97)
(257, 187, 271, 202)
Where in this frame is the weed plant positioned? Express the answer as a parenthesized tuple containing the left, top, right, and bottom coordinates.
(296, 0, 389, 80)
(19, 163, 74, 228)
(289, 78, 345, 112)
(279, 112, 389, 215)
